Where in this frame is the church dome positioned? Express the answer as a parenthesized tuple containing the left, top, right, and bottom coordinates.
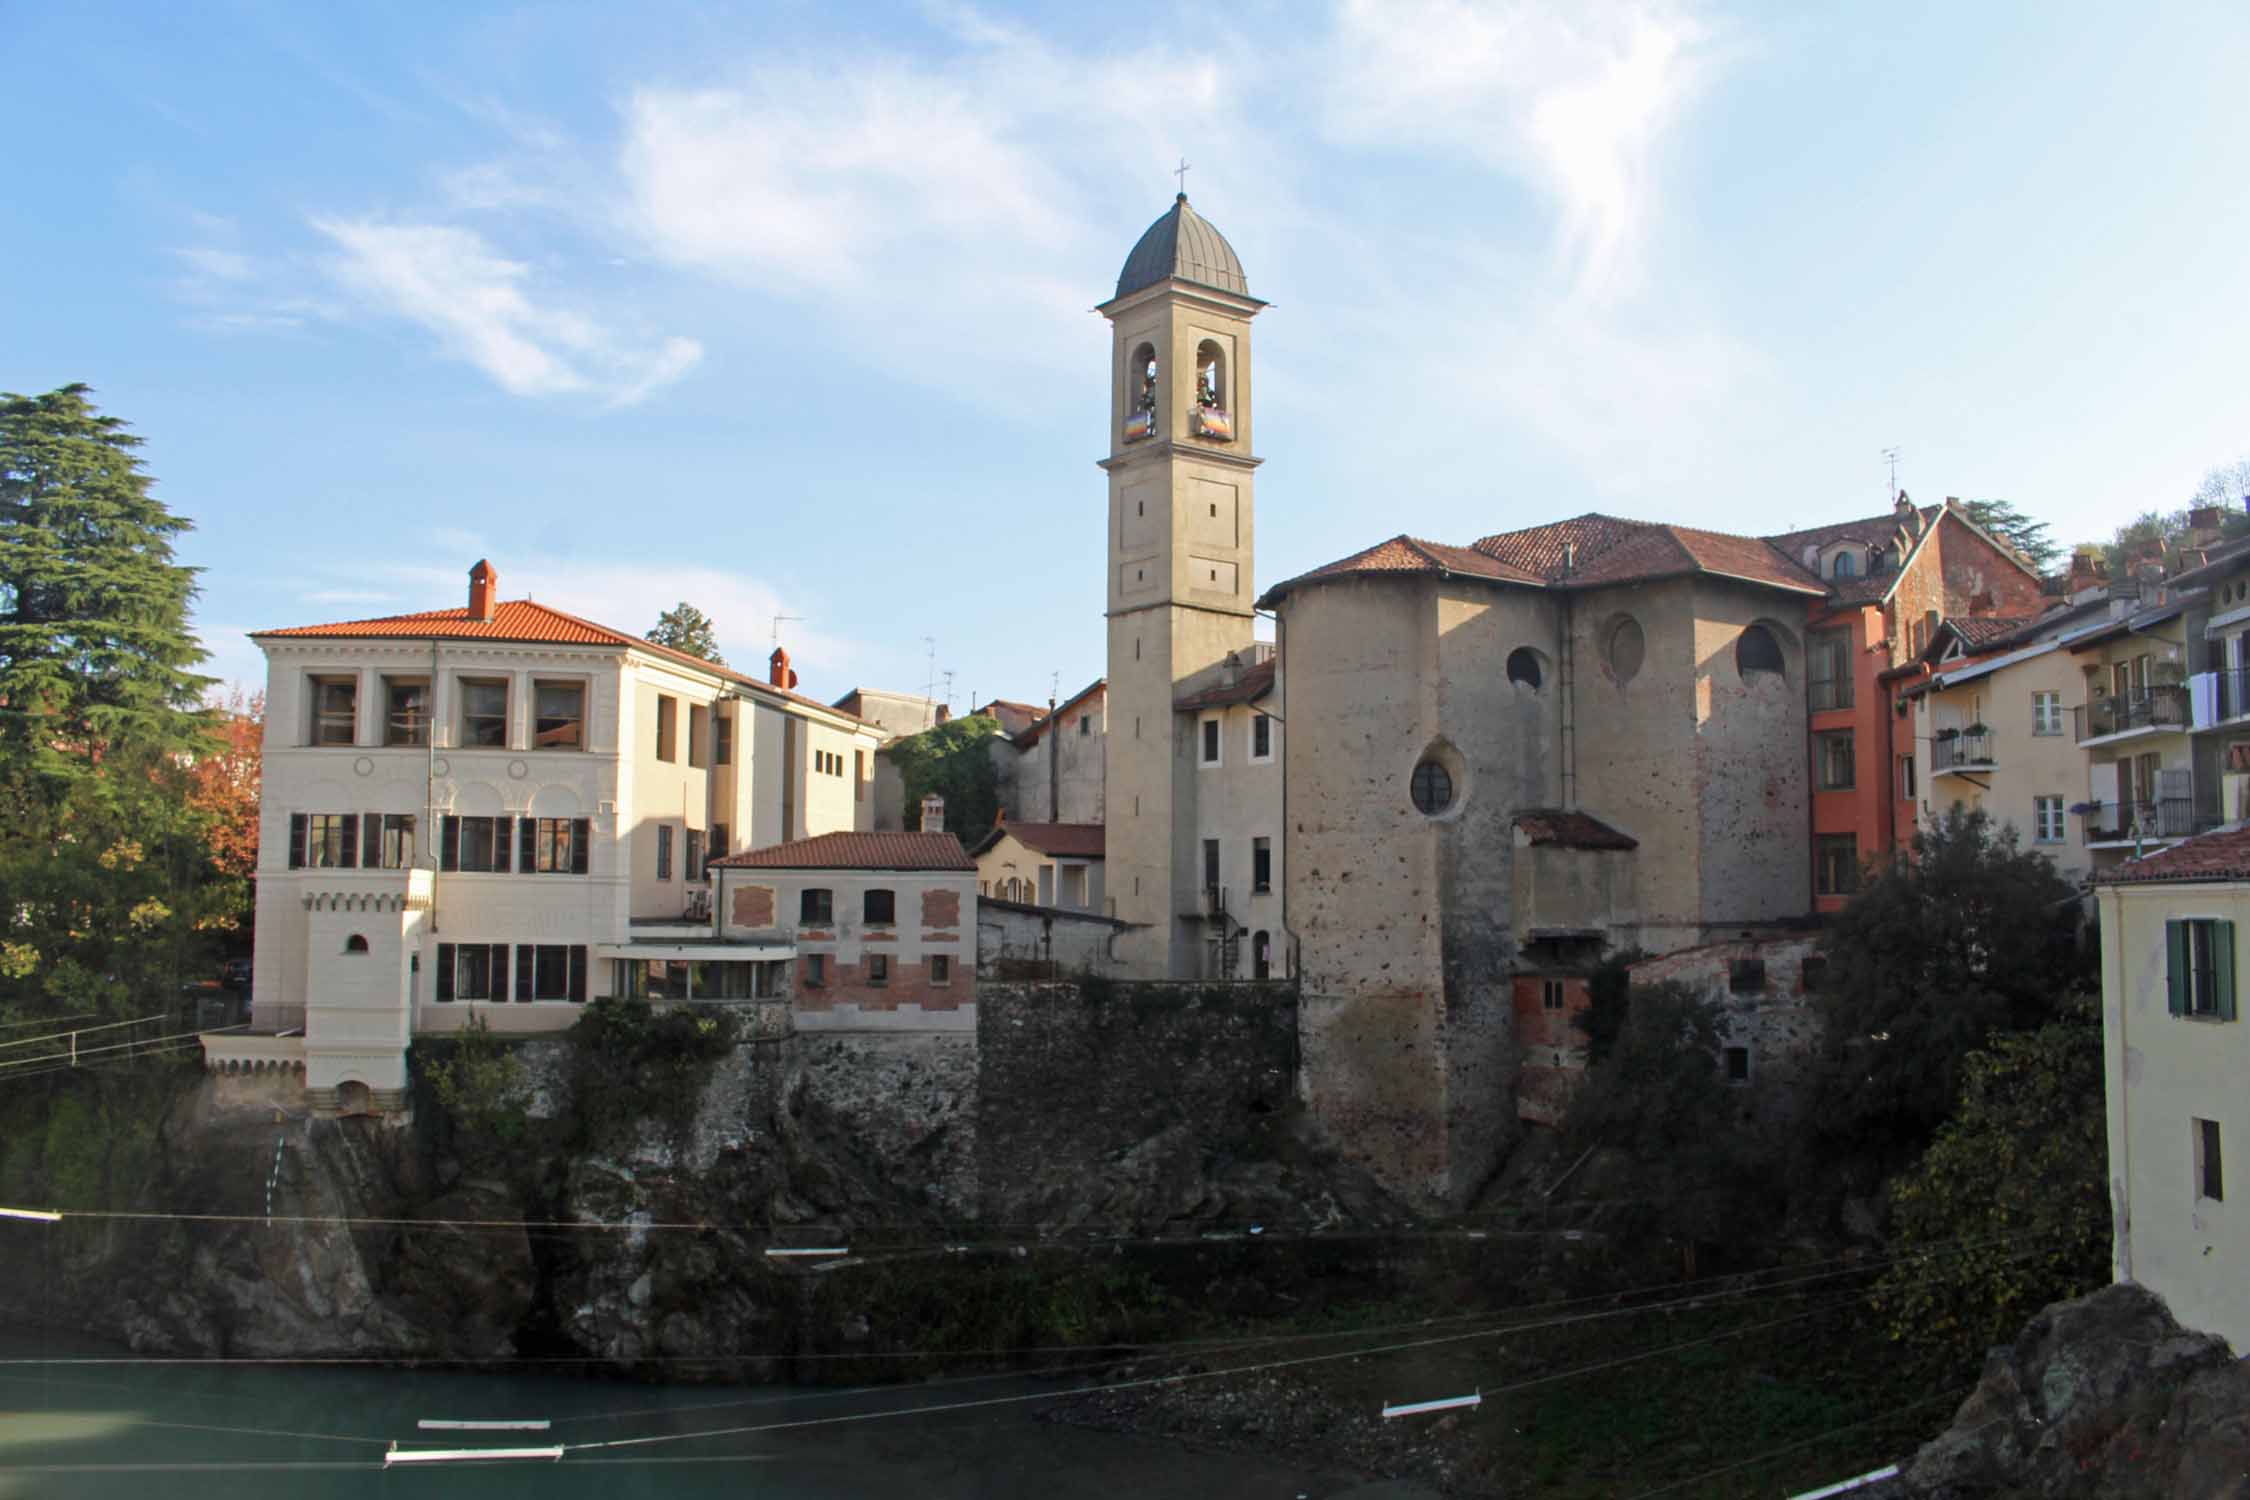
(1115, 194, 1249, 300)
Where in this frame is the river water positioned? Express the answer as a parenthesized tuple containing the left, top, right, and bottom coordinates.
(0, 1329, 1421, 1499)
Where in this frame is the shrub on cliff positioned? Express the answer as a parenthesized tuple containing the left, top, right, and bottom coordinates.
(567, 998, 738, 1148)
(421, 1015, 532, 1151)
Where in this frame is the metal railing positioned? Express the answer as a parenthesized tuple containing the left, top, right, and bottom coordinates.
(1931, 730, 1995, 771)
(2079, 797, 2209, 844)
(2075, 685, 2189, 741)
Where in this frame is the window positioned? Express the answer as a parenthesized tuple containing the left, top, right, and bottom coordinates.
(1724, 1046, 1751, 1083)
(2165, 918, 2237, 1020)
(656, 695, 677, 761)
(524, 817, 591, 874)
(2033, 795, 2065, 844)
(534, 681, 584, 750)
(384, 677, 429, 746)
(2032, 690, 2064, 736)
(434, 942, 509, 1002)
(1203, 838, 1221, 892)
(689, 704, 709, 768)
(1729, 958, 1766, 994)
(512, 943, 588, 1003)
(1251, 713, 1273, 760)
(311, 676, 357, 745)
(2196, 1118, 2225, 1202)
(686, 829, 705, 882)
(930, 954, 951, 985)
(459, 679, 508, 748)
(1801, 956, 1828, 992)
(1079, 715, 1092, 737)
(1410, 759, 1454, 815)
(343, 934, 370, 954)
(1606, 617, 1645, 683)
(1900, 755, 1918, 799)
(656, 823, 674, 881)
(1541, 979, 1565, 1011)
(1816, 731, 1855, 790)
(1201, 717, 1221, 765)
(714, 712, 733, 765)
(1815, 833, 1859, 896)
(1253, 836, 1272, 893)
(370, 813, 417, 870)
(711, 823, 729, 860)
(1830, 550, 1857, 579)
(867, 954, 889, 987)
(1737, 624, 1786, 679)
(1253, 930, 1271, 980)
(1808, 631, 1853, 712)
(441, 815, 511, 873)
(864, 888, 895, 925)
(801, 888, 834, 925)
(803, 954, 827, 988)
(296, 812, 358, 869)
(1506, 647, 1543, 690)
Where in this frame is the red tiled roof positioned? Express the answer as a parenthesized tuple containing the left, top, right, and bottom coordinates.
(1257, 534, 1542, 605)
(1763, 509, 1929, 555)
(1949, 615, 2044, 648)
(1472, 514, 1826, 596)
(2094, 825, 2250, 885)
(710, 831, 974, 872)
(1175, 656, 1276, 710)
(1513, 809, 1638, 851)
(977, 821, 1105, 859)
(256, 599, 874, 727)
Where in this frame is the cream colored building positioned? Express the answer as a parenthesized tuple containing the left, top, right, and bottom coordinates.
(970, 821, 1105, 911)
(2096, 835, 2248, 1352)
(209, 562, 883, 1109)
(2072, 603, 2204, 867)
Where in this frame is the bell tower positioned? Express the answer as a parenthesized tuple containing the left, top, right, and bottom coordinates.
(1098, 194, 1266, 976)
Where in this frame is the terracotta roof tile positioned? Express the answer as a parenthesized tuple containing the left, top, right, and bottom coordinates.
(710, 831, 974, 872)
(2093, 825, 2250, 885)
(1949, 615, 2045, 648)
(1257, 534, 1541, 605)
(1514, 809, 1638, 851)
(1175, 656, 1276, 710)
(1472, 514, 1825, 595)
(1763, 509, 1931, 555)
(978, 822, 1105, 859)
(256, 599, 874, 727)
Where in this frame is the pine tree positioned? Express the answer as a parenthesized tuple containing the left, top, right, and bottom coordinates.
(647, 601, 725, 664)
(0, 386, 222, 1019)
(1961, 498, 2061, 573)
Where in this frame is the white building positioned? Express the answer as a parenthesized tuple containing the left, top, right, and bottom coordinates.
(211, 560, 884, 1111)
(2095, 828, 2247, 1352)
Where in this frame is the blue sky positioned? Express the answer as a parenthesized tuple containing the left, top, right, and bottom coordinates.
(5, 1, 2248, 704)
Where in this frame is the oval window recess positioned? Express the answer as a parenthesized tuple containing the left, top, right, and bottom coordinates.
(1506, 647, 1544, 691)
(1410, 759, 1455, 816)
(1607, 618, 1645, 683)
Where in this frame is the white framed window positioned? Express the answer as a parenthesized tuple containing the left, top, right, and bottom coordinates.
(310, 675, 358, 746)
(1199, 714, 1222, 767)
(1248, 712, 1274, 763)
(2033, 794, 2065, 843)
(2032, 690, 2064, 736)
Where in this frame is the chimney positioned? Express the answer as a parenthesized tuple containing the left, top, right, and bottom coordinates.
(768, 646, 797, 690)
(467, 559, 499, 622)
(920, 793, 946, 834)
(936, 704, 951, 724)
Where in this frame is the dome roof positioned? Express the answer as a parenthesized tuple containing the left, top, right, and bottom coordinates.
(1114, 194, 1249, 300)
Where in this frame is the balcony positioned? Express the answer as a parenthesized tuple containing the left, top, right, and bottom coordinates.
(1931, 730, 1996, 775)
(2210, 667, 2250, 726)
(2080, 797, 2213, 847)
(2076, 686, 2189, 745)
(1181, 884, 1229, 922)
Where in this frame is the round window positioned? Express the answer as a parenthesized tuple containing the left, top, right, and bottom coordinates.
(1410, 759, 1454, 815)
(1607, 617, 1645, 683)
(1506, 647, 1544, 691)
(1737, 623, 1786, 678)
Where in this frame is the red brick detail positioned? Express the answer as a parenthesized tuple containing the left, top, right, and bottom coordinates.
(921, 889, 961, 928)
(731, 884, 775, 928)
(792, 956, 975, 1014)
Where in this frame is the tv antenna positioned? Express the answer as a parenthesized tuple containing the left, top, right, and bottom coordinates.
(771, 614, 803, 648)
(942, 669, 956, 710)
(1882, 447, 1902, 502)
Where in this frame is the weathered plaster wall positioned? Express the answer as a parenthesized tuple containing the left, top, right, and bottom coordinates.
(1689, 580, 1812, 927)
(1628, 934, 1825, 1124)
(975, 901, 1127, 974)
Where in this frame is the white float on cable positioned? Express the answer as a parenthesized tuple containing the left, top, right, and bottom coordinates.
(1381, 1392, 1482, 1419)
(0, 1207, 61, 1223)
(417, 1419, 553, 1431)
(385, 1443, 565, 1466)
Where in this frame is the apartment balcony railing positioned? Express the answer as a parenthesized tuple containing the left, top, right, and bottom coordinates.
(2079, 797, 2211, 845)
(1931, 730, 1996, 772)
(2075, 685, 2189, 742)
(1807, 679, 1853, 713)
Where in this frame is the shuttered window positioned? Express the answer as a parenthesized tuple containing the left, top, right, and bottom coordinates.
(2165, 918, 2237, 1020)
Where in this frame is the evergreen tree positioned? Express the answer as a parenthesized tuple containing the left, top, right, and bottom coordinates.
(647, 602, 725, 664)
(1961, 498, 2062, 573)
(0, 385, 222, 1019)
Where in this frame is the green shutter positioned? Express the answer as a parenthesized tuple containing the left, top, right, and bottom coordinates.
(2167, 920, 2188, 1016)
(2217, 921, 2238, 1022)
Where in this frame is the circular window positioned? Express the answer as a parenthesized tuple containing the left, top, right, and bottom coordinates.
(1506, 647, 1544, 691)
(1737, 624, 1786, 678)
(1410, 759, 1455, 815)
(1607, 617, 1645, 683)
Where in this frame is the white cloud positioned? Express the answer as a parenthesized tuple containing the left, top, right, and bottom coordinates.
(311, 218, 702, 405)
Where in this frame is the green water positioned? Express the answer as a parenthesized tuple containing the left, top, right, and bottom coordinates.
(0, 1329, 1395, 1498)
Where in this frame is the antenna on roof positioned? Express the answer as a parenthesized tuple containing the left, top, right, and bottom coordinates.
(922, 637, 938, 729)
(1882, 446, 1902, 503)
(942, 669, 955, 711)
(771, 614, 803, 648)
